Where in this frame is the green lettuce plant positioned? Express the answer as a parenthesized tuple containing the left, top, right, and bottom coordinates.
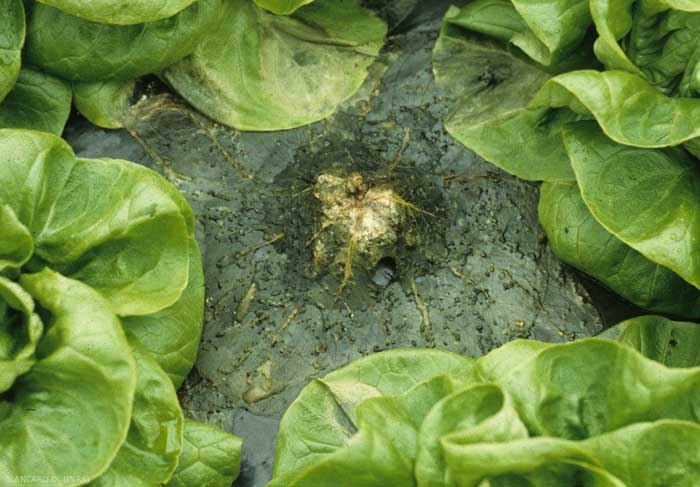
(0, 128, 240, 487)
(434, 1, 700, 319)
(267, 327, 700, 486)
(0, 0, 387, 133)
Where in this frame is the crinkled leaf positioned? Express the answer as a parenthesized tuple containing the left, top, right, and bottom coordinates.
(0, 130, 192, 316)
(165, 419, 242, 487)
(0, 66, 72, 135)
(591, 0, 700, 77)
(271, 350, 474, 480)
(269, 375, 464, 487)
(627, 9, 700, 95)
(538, 181, 700, 318)
(91, 345, 183, 487)
(444, 0, 591, 66)
(563, 122, 700, 289)
(0, 269, 136, 485)
(122, 239, 203, 387)
(444, 437, 614, 486)
(26, 0, 221, 82)
(433, 12, 578, 181)
(0, 129, 76, 226)
(163, 0, 387, 131)
(35, 0, 198, 25)
(254, 0, 314, 15)
(680, 44, 700, 96)
(600, 315, 700, 367)
(316, 350, 474, 430)
(35, 157, 191, 316)
(476, 339, 700, 438)
(590, 0, 644, 73)
(585, 421, 700, 485)
(509, 0, 591, 66)
(444, 0, 527, 43)
(532, 69, 700, 147)
(415, 384, 529, 486)
(0, 0, 24, 103)
(0, 204, 32, 272)
(443, 421, 700, 486)
(0, 276, 41, 393)
(73, 79, 136, 129)
(454, 341, 700, 482)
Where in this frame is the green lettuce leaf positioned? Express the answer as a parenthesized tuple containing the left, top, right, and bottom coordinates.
(0, 276, 41, 393)
(627, 9, 700, 95)
(269, 375, 464, 487)
(443, 0, 527, 43)
(507, 0, 591, 66)
(476, 339, 700, 438)
(73, 79, 136, 129)
(433, 9, 579, 182)
(30, 155, 191, 316)
(270, 350, 474, 484)
(591, 0, 700, 79)
(122, 240, 204, 387)
(444, 0, 591, 66)
(35, 0, 198, 25)
(600, 315, 700, 367)
(26, 0, 221, 82)
(0, 204, 32, 272)
(563, 121, 700, 289)
(0, 66, 72, 134)
(443, 421, 700, 486)
(163, 0, 387, 130)
(90, 345, 184, 487)
(415, 383, 529, 486)
(166, 420, 242, 487)
(0, 0, 24, 103)
(0, 131, 188, 313)
(680, 43, 700, 96)
(590, 0, 644, 74)
(538, 181, 700, 318)
(532, 69, 700, 147)
(1, 269, 136, 485)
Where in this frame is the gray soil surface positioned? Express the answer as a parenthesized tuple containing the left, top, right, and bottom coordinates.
(63, 2, 639, 485)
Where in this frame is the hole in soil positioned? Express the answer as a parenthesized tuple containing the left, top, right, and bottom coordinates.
(372, 256, 397, 287)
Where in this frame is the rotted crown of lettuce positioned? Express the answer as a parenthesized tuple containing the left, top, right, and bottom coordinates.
(267, 315, 700, 487)
(0, 129, 240, 487)
(433, 0, 700, 321)
(0, 0, 387, 134)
